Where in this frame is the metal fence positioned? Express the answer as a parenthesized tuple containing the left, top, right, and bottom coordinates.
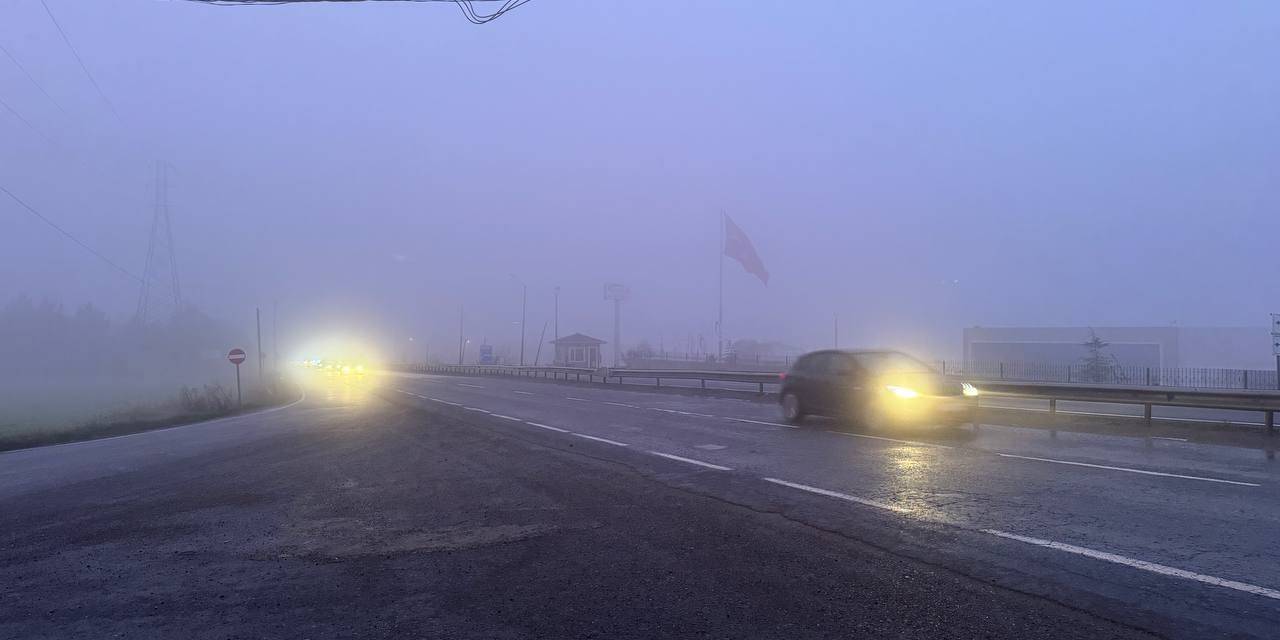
(940, 360, 1280, 391)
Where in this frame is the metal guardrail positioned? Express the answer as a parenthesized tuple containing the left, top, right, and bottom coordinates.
(399, 364, 1280, 434)
(976, 380, 1279, 433)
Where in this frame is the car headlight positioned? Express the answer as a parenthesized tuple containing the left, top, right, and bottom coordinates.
(962, 382, 980, 397)
(885, 385, 920, 399)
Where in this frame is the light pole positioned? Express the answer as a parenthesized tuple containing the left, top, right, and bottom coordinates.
(554, 286, 560, 343)
(510, 274, 526, 366)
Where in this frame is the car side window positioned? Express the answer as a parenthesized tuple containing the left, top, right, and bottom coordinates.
(826, 354, 857, 377)
(794, 354, 821, 373)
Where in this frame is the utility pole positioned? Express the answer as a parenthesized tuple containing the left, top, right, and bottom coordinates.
(604, 283, 629, 367)
(256, 307, 263, 383)
(717, 212, 724, 361)
(272, 301, 279, 377)
(509, 275, 527, 366)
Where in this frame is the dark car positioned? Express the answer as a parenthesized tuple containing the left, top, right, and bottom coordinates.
(778, 349, 979, 429)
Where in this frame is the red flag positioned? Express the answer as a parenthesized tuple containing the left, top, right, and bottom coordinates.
(723, 215, 769, 285)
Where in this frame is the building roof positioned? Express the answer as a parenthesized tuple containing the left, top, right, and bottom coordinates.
(550, 332, 606, 345)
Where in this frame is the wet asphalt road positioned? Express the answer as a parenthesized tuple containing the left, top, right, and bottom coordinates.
(1, 372, 1277, 639)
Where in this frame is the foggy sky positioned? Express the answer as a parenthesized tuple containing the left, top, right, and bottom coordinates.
(3, 1, 1278, 361)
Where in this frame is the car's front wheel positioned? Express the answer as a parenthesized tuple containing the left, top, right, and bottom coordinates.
(780, 392, 805, 424)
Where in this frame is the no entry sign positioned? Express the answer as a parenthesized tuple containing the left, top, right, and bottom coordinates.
(227, 348, 247, 365)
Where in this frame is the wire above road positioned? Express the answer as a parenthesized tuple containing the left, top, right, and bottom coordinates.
(0, 183, 144, 283)
(38, 0, 123, 124)
(178, 0, 534, 24)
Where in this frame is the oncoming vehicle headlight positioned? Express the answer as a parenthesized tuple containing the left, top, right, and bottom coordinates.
(341, 365, 352, 375)
(885, 385, 920, 399)
(962, 382, 980, 397)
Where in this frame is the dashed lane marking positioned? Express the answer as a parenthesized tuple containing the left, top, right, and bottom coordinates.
(457, 383, 485, 389)
(570, 433, 630, 447)
(647, 451, 732, 471)
(824, 430, 952, 449)
(464, 407, 491, 414)
(513, 391, 535, 396)
(524, 421, 569, 433)
(994, 453, 1259, 487)
(729, 417, 799, 429)
(762, 478, 910, 513)
(982, 529, 1280, 601)
(565, 397, 591, 402)
(491, 414, 522, 421)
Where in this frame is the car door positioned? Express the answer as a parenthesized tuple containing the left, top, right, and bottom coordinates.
(821, 353, 862, 417)
(784, 353, 823, 412)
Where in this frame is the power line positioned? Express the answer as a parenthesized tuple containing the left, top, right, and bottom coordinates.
(0, 183, 143, 283)
(38, 0, 122, 124)
(178, 0, 534, 24)
(0, 40, 69, 118)
(0, 94, 53, 145)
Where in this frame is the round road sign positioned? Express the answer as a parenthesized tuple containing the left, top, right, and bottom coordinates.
(227, 348, 247, 365)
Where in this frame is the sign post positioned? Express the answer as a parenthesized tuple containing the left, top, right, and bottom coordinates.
(228, 348, 247, 408)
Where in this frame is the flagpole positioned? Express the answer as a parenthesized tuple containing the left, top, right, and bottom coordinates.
(717, 211, 724, 362)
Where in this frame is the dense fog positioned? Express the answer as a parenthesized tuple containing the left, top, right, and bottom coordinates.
(3, 2, 1279, 423)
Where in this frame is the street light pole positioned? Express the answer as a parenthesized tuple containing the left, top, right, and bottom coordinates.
(510, 274, 526, 366)
(554, 286, 560, 343)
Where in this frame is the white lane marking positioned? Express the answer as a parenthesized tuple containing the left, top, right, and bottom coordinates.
(652, 408, 717, 418)
(1152, 436, 1189, 442)
(994, 453, 1259, 487)
(763, 478, 910, 513)
(695, 444, 727, 451)
(604, 401, 639, 408)
(825, 430, 952, 449)
(647, 451, 731, 471)
(463, 407, 491, 414)
(491, 414, 522, 421)
(430, 398, 461, 406)
(458, 383, 485, 389)
(982, 529, 1280, 601)
(728, 417, 798, 429)
(570, 433, 630, 447)
(524, 421, 569, 433)
(565, 397, 591, 402)
(0, 392, 310, 454)
(513, 390, 535, 396)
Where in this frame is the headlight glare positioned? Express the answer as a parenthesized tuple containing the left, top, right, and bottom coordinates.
(885, 385, 920, 399)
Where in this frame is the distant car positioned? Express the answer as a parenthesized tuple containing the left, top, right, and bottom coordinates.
(778, 349, 979, 429)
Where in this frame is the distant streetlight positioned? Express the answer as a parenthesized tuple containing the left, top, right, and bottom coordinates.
(509, 274, 527, 366)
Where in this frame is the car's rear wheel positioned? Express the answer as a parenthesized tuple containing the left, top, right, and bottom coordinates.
(780, 392, 805, 424)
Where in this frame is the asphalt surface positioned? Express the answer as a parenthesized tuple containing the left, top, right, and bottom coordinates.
(1, 372, 1277, 639)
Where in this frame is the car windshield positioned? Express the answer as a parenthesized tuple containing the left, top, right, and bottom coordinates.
(853, 352, 934, 375)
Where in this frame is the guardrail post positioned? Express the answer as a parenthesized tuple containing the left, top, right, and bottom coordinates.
(1143, 403, 1152, 429)
(1267, 410, 1274, 437)
(1048, 398, 1057, 439)
(1145, 367, 1151, 386)
(758, 381, 764, 394)
(999, 362, 1004, 380)
(656, 377, 661, 387)
(701, 379, 706, 389)
(1243, 369, 1249, 389)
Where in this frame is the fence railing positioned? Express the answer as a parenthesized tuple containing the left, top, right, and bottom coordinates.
(939, 360, 1279, 391)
